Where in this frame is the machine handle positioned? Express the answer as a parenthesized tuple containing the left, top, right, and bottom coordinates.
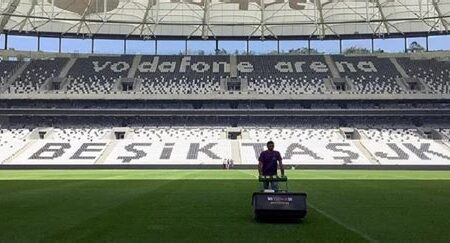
(258, 175, 288, 182)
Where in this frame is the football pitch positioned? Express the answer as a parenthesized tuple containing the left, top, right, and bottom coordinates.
(1, 169, 450, 242)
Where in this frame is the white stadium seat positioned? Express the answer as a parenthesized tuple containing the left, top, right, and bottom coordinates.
(1, 126, 450, 165)
(2, 54, 450, 96)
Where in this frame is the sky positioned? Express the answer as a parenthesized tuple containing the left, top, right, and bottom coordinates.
(1, 34, 450, 55)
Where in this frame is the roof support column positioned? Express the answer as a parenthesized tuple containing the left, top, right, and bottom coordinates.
(4, 33, 8, 50)
(371, 37, 374, 53)
(404, 37, 407, 53)
(246, 40, 249, 55)
(91, 37, 94, 54)
(308, 39, 311, 55)
(277, 40, 280, 54)
(215, 40, 219, 54)
(37, 34, 40, 51)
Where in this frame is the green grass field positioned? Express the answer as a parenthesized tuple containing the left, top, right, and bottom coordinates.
(1, 170, 450, 242)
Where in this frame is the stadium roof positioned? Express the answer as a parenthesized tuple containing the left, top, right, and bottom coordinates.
(0, 0, 450, 39)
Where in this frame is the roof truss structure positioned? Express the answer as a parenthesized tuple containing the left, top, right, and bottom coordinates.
(0, 0, 449, 39)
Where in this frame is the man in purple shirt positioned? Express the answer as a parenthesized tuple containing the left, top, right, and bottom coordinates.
(258, 141, 285, 191)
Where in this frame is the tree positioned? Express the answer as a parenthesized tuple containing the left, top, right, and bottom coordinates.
(287, 47, 321, 54)
(215, 48, 228, 55)
(343, 46, 371, 54)
(408, 41, 425, 53)
(373, 48, 384, 53)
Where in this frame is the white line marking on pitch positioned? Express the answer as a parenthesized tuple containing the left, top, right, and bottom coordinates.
(308, 202, 378, 242)
(238, 170, 259, 178)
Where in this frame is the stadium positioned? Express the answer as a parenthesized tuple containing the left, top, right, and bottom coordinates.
(1, 0, 450, 241)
